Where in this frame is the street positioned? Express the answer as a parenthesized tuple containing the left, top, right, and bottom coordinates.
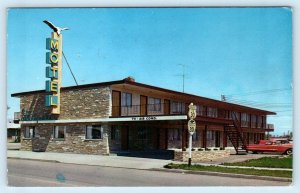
(7, 159, 291, 187)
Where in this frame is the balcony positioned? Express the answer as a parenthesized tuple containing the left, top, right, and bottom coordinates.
(111, 104, 274, 131)
(112, 103, 185, 117)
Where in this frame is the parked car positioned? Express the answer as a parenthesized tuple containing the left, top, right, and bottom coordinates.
(246, 139, 293, 155)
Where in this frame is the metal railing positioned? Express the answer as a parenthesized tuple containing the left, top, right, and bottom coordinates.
(111, 103, 274, 129)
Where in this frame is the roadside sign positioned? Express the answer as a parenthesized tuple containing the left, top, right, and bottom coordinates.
(188, 103, 197, 119)
(188, 119, 196, 134)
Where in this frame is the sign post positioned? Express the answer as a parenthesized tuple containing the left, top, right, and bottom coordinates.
(188, 103, 197, 167)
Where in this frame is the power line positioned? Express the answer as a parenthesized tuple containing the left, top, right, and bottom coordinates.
(225, 88, 291, 97)
(62, 51, 79, 86)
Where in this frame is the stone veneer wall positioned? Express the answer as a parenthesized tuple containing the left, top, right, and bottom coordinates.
(20, 123, 121, 155)
(174, 149, 231, 162)
(20, 86, 111, 120)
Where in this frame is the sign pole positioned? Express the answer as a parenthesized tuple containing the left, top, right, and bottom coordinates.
(188, 133, 192, 167)
(187, 103, 197, 167)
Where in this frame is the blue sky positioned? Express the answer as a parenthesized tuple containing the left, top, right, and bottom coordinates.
(7, 8, 292, 135)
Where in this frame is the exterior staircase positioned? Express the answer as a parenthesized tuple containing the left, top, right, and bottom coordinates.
(225, 112, 248, 154)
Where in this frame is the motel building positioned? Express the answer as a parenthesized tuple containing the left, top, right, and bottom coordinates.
(12, 77, 276, 160)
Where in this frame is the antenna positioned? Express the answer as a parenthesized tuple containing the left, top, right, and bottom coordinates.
(221, 95, 226, 101)
(178, 64, 186, 93)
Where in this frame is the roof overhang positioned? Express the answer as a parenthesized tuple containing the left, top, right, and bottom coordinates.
(19, 115, 188, 124)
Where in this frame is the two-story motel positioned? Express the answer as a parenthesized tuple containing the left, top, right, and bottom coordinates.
(11, 77, 275, 155)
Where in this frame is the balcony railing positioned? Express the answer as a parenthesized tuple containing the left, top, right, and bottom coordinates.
(111, 103, 273, 130)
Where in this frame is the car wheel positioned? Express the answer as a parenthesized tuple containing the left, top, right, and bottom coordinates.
(252, 151, 258, 154)
(285, 149, 293, 155)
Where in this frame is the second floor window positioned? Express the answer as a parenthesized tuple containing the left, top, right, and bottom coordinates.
(207, 107, 218, 118)
(171, 101, 185, 114)
(241, 113, 250, 127)
(196, 105, 205, 116)
(251, 115, 257, 128)
(148, 97, 161, 111)
(122, 92, 132, 107)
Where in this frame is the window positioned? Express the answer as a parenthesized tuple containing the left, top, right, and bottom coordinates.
(24, 126, 35, 138)
(196, 105, 205, 116)
(111, 125, 120, 140)
(207, 107, 218, 118)
(171, 101, 185, 114)
(231, 111, 240, 120)
(206, 130, 214, 140)
(257, 116, 263, 128)
(148, 97, 161, 111)
(168, 128, 181, 141)
(241, 113, 250, 127)
(251, 115, 257, 128)
(53, 126, 66, 139)
(122, 92, 132, 107)
(192, 129, 200, 141)
(86, 125, 102, 139)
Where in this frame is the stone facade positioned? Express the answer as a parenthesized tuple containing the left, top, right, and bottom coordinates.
(174, 149, 231, 162)
(20, 86, 111, 120)
(20, 123, 124, 155)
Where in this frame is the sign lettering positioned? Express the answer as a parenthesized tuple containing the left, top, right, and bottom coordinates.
(45, 35, 61, 114)
(131, 116, 157, 121)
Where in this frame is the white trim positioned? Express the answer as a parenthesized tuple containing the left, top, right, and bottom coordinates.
(19, 121, 37, 124)
(19, 115, 187, 124)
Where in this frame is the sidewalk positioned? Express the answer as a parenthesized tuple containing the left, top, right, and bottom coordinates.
(7, 150, 292, 171)
(7, 150, 171, 170)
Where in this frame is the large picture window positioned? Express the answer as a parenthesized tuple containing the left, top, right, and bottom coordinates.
(53, 126, 66, 139)
(86, 125, 102, 139)
(122, 92, 132, 107)
(24, 126, 35, 138)
(148, 97, 161, 111)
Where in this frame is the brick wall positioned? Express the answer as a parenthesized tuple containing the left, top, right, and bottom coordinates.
(20, 86, 111, 120)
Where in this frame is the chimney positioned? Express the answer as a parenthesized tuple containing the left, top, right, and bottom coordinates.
(124, 76, 135, 82)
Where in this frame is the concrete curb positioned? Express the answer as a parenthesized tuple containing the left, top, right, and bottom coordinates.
(8, 157, 60, 163)
(151, 168, 292, 182)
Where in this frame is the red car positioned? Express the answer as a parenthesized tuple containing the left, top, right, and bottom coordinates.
(246, 139, 293, 155)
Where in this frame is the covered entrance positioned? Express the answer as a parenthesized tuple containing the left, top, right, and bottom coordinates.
(128, 126, 158, 150)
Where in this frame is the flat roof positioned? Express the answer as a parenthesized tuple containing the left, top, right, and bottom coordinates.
(11, 78, 276, 115)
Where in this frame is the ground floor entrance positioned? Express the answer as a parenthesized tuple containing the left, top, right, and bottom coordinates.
(128, 126, 159, 150)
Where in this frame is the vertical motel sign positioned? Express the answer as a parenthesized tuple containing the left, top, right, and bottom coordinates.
(45, 33, 62, 114)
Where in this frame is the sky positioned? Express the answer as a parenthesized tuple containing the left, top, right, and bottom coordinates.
(7, 8, 292, 135)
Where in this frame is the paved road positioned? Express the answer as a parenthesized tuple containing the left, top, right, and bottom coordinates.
(7, 159, 290, 187)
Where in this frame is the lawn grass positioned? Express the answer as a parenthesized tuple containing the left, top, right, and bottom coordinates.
(223, 156, 292, 169)
(164, 163, 292, 178)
